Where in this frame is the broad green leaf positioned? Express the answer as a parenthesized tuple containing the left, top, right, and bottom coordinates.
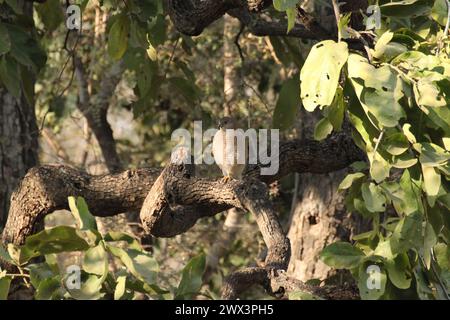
(363, 89, 405, 128)
(0, 277, 11, 300)
(104, 231, 141, 250)
(107, 245, 159, 285)
(148, 14, 167, 46)
(339, 172, 365, 190)
(385, 254, 412, 289)
(326, 87, 345, 131)
(423, 222, 437, 269)
(370, 153, 390, 183)
(114, 275, 127, 300)
(68, 196, 98, 231)
(0, 245, 12, 264)
(431, 0, 449, 26)
(416, 142, 450, 167)
(272, 76, 300, 130)
(320, 242, 365, 269)
(434, 243, 450, 270)
(83, 243, 108, 277)
(286, 7, 296, 33)
(380, 0, 431, 17)
(374, 240, 395, 260)
(169, 77, 199, 104)
(35, 0, 64, 32)
(415, 80, 446, 107)
(313, 118, 333, 141)
(358, 263, 387, 300)
(20, 226, 90, 264)
(384, 133, 409, 156)
(68, 274, 105, 300)
(361, 182, 386, 212)
(391, 211, 423, 254)
(373, 31, 394, 59)
(391, 152, 418, 169)
(300, 40, 348, 112)
(273, 0, 298, 11)
(402, 124, 417, 144)
(27, 263, 55, 289)
(422, 165, 441, 197)
(399, 169, 419, 215)
(175, 254, 206, 299)
(108, 14, 130, 60)
(0, 23, 11, 55)
(35, 276, 61, 300)
(0, 56, 20, 98)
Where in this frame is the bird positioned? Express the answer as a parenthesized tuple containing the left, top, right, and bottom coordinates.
(212, 117, 246, 182)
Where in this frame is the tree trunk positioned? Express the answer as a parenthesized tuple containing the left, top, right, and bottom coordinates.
(0, 89, 39, 230)
(0, 3, 39, 230)
(287, 110, 366, 283)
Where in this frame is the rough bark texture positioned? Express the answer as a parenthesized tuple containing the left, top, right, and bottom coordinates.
(0, 3, 38, 230)
(1, 132, 363, 245)
(287, 112, 367, 282)
(74, 56, 124, 173)
(0, 89, 39, 230)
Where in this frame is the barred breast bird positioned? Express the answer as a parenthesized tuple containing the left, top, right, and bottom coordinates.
(212, 117, 246, 182)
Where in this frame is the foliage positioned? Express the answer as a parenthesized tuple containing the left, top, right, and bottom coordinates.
(0, 197, 206, 300)
(308, 0, 450, 300)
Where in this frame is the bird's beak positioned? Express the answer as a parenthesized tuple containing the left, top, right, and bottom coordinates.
(218, 121, 223, 129)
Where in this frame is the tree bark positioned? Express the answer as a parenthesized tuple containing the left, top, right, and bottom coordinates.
(0, 89, 39, 230)
(287, 112, 367, 283)
(0, 3, 39, 230)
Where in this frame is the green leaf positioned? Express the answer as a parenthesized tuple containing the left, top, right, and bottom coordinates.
(0, 55, 20, 98)
(27, 263, 55, 289)
(67, 274, 105, 300)
(108, 14, 130, 60)
(273, 0, 298, 11)
(416, 142, 450, 167)
(415, 80, 446, 107)
(0, 245, 13, 264)
(68, 196, 98, 231)
(35, 0, 64, 32)
(370, 153, 390, 183)
(35, 276, 61, 300)
(103, 231, 141, 250)
(114, 275, 127, 300)
(286, 7, 296, 33)
(300, 40, 348, 112)
(391, 211, 423, 254)
(0, 23, 11, 55)
(422, 165, 441, 197)
(431, 0, 449, 26)
(169, 77, 199, 104)
(385, 254, 412, 289)
(326, 87, 345, 131)
(20, 226, 90, 264)
(313, 118, 333, 141)
(373, 31, 394, 59)
(0, 277, 11, 300)
(358, 263, 387, 300)
(175, 254, 206, 299)
(363, 90, 405, 128)
(423, 222, 437, 269)
(434, 243, 450, 270)
(384, 133, 409, 156)
(361, 182, 386, 213)
(83, 243, 108, 277)
(339, 172, 366, 190)
(320, 242, 365, 269)
(272, 76, 300, 130)
(380, 0, 431, 17)
(107, 245, 159, 285)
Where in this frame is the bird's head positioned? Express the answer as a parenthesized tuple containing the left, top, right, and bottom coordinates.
(218, 116, 237, 130)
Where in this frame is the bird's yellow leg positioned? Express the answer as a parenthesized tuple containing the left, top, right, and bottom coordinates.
(221, 175, 232, 183)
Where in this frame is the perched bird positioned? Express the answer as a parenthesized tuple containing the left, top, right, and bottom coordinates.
(212, 117, 246, 182)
